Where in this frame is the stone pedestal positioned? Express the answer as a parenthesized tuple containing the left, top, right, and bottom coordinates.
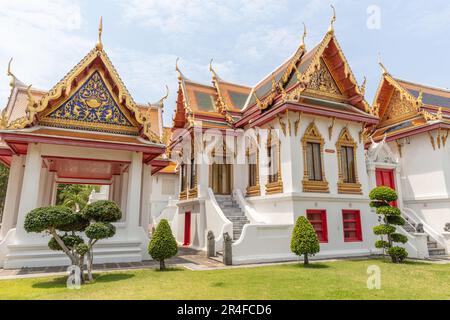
(223, 232, 232, 265)
(207, 231, 215, 257)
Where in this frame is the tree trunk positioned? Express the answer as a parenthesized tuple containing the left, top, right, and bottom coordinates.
(304, 254, 309, 265)
(86, 249, 94, 282)
(160, 260, 165, 271)
(78, 255, 85, 284)
(50, 229, 76, 265)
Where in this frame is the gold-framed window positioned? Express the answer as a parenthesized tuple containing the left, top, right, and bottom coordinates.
(336, 127, 362, 194)
(179, 162, 188, 200)
(301, 122, 329, 193)
(246, 133, 260, 196)
(265, 128, 283, 194)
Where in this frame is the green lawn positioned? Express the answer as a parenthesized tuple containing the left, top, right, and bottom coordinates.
(1, 259, 449, 299)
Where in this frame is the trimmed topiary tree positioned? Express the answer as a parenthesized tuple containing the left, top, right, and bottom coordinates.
(369, 186, 408, 263)
(81, 200, 121, 281)
(24, 206, 89, 282)
(290, 216, 320, 265)
(148, 219, 178, 270)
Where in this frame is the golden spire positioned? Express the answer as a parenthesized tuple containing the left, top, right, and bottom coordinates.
(417, 90, 423, 105)
(209, 58, 219, 80)
(7, 58, 16, 87)
(360, 76, 367, 96)
(150, 85, 169, 109)
(377, 52, 388, 74)
(175, 57, 183, 82)
(300, 22, 307, 49)
(96, 17, 103, 50)
(328, 5, 336, 34)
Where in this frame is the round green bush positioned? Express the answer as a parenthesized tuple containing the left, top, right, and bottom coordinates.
(24, 206, 83, 233)
(369, 186, 398, 203)
(386, 215, 406, 226)
(85, 222, 116, 240)
(376, 206, 401, 216)
(373, 224, 396, 235)
(369, 201, 388, 208)
(48, 234, 84, 251)
(75, 243, 89, 256)
(387, 246, 408, 263)
(290, 216, 320, 259)
(148, 219, 178, 263)
(390, 233, 408, 244)
(82, 200, 122, 222)
(375, 240, 390, 249)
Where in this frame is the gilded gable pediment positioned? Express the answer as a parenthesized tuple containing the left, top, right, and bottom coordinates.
(39, 70, 139, 135)
(303, 58, 345, 101)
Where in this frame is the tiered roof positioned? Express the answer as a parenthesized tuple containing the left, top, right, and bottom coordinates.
(371, 65, 450, 141)
(171, 7, 377, 142)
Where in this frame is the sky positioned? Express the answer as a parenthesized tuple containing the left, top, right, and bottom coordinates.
(0, 0, 449, 127)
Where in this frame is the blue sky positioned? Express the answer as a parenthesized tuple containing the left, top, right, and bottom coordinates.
(0, 0, 449, 126)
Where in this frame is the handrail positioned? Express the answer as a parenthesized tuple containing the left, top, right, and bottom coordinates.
(402, 207, 447, 250)
(207, 188, 233, 246)
(233, 189, 267, 224)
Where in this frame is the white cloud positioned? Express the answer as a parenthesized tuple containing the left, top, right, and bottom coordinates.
(0, 0, 90, 109)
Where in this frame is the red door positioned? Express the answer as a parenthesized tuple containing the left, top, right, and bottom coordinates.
(375, 169, 397, 206)
(183, 212, 191, 246)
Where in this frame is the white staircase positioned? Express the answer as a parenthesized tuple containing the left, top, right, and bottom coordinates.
(215, 195, 249, 241)
(401, 209, 447, 258)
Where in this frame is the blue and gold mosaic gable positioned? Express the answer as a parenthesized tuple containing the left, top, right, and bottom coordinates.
(39, 71, 138, 135)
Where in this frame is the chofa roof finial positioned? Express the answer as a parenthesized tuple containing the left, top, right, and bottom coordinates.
(377, 52, 388, 74)
(300, 22, 307, 49)
(328, 5, 336, 34)
(96, 17, 103, 50)
(175, 57, 183, 81)
(7, 58, 16, 87)
(360, 76, 367, 96)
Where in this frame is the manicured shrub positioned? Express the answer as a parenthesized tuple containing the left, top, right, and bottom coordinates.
(85, 222, 115, 240)
(24, 206, 81, 233)
(376, 206, 401, 216)
(390, 233, 408, 244)
(148, 219, 178, 270)
(369, 186, 398, 203)
(373, 224, 396, 235)
(387, 246, 408, 263)
(290, 216, 320, 265)
(369, 186, 408, 263)
(375, 240, 390, 249)
(82, 200, 121, 222)
(48, 234, 84, 251)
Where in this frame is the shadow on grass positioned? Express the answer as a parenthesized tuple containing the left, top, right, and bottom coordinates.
(32, 273, 135, 289)
(294, 263, 330, 269)
(153, 267, 184, 273)
(94, 273, 135, 283)
(32, 277, 67, 289)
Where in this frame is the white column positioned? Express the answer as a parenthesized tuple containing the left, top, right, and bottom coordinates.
(120, 172, 129, 221)
(112, 175, 121, 205)
(37, 167, 49, 207)
(16, 143, 42, 238)
(50, 176, 58, 206)
(0, 155, 24, 239)
(140, 164, 152, 230)
(126, 151, 143, 230)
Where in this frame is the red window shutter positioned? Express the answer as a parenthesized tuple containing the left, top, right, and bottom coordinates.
(342, 210, 362, 242)
(306, 210, 328, 243)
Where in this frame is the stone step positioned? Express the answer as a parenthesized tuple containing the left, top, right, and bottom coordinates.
(429, 248, 446, 256)
(427, 241, 438, 249)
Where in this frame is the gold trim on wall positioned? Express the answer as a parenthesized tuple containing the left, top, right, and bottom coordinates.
(336, 127, 362, 194)
(301, 122, 329, 193)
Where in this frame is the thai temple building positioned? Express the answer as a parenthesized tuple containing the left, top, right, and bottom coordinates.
(0, 12, 448, 268)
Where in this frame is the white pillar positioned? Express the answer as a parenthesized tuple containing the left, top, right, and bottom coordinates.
(120, 172, 129, 221)
(16, 143, 42, 238)
(140, 164, 152, 230)
(37, 167, 49, 207)
(0, 155, 24, 239)
(126, 151, 143, 231)
(112, 175, 121, 205)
